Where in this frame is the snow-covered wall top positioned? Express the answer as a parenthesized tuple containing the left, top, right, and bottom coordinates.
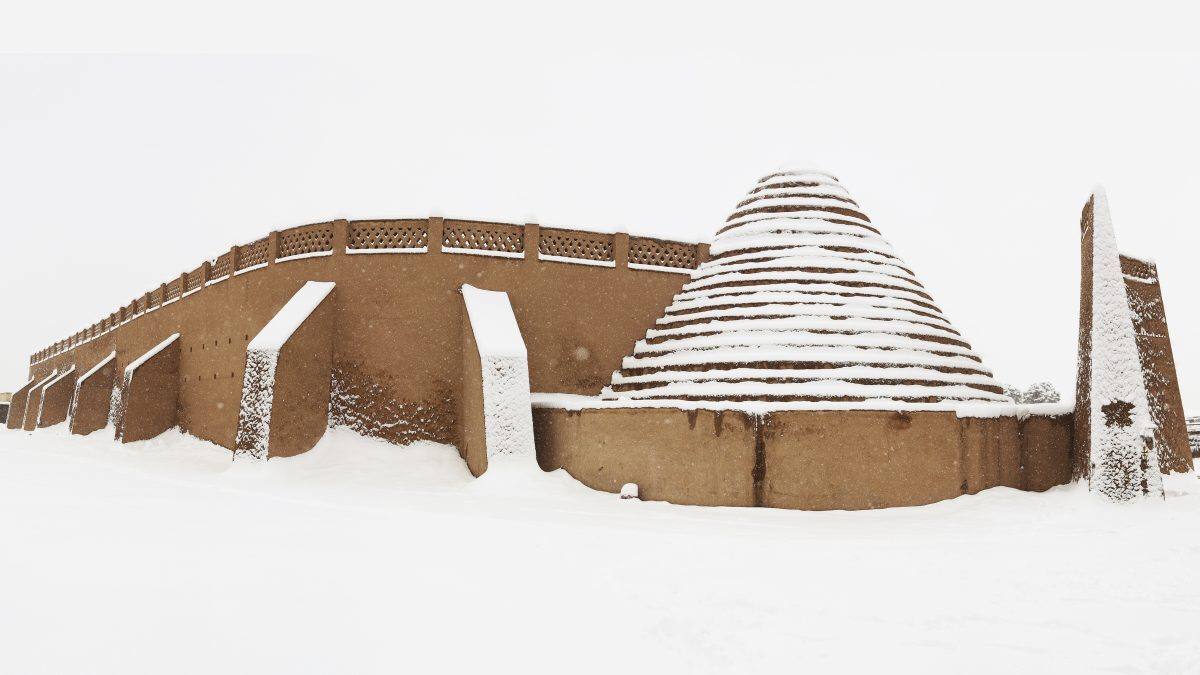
(124, 334, 180, 379)
(77, 351, 116, 385)
(1085, 188, 1162, 500)
(247, 282, 336, 352)
(21, 368, 58, 428)
(462, 284, 527, 358)
(43, 364, 76, 390)
(602, 167, 1009, 410)
(461, 284, 536, 460)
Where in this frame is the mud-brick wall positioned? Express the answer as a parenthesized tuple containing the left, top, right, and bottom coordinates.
(533, 407, 1075, 510)
(24, 219, 699, 449)
(1119, 255, 1192, 473)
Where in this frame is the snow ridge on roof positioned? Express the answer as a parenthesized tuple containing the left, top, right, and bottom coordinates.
(601, 168, 1008, 409)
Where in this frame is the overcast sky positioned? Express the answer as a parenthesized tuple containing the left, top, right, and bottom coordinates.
(2, 3, 1197, 411)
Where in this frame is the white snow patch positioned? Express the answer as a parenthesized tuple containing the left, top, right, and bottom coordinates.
(247, 281, 335, 351)
(1087, 189, 1162, 501)
(124, 334, 180, 379)
(0, 427, 1196, 673)
(628, 262, 692, 274)
(233, 262, 268, 276)
(346, 246, 428, 255)
(462, 284, 527, 359)
(37, 365, 76, 426)
(462, 285, 536, 463)
(443, 246, 524, 260)
(71, 352, 116, 425)
(77, 351, 117, 386)
(539, 253, 617, 268)
(21, 369, 58, 429)
(236, 281, 336, 460)
(954, 401, 1075, 420)
(234, 350, 277, 461)
(276, 250, 334, 263)
(533, 392, 1039, 415)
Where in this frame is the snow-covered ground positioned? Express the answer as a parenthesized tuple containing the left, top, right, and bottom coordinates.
(1, 425, 1198, 674)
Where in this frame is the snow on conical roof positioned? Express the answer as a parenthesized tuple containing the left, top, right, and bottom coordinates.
(601, 168, 1008, 408)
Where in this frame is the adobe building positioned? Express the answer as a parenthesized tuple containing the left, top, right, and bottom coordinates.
(6, 168, 1191, 509)
(0, 392, 10, 426)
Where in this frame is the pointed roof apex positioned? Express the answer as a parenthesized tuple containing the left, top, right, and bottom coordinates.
(760, 165, 840, 184)
(1091, 185, 1112, 229)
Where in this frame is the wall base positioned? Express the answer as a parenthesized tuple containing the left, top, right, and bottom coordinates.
(534, 406, 1075, 511)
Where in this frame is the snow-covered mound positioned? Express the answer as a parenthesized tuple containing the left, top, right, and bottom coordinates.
(602, 168, 1008, 407)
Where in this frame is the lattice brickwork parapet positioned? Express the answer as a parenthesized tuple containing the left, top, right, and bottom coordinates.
(29, 217, 703, 365)
(629, 236, 700, 270)
(237, 237, 269, 270)
(211, 252, 232, 279)
(348, 220, 428, 251)
(443, 219, 525, 254)
(185, 265, 204, 292)
(278, 222, 334, 259)
(539, 228, 615, 262)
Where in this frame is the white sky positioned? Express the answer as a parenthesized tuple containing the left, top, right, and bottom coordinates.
(2, 2, 1198, 412)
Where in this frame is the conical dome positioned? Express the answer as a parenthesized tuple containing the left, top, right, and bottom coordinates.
(602, 168, 1008, 408)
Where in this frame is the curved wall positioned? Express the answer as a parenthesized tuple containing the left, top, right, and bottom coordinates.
(533, 405, 1075, 510)
(24, 218, 704, 449)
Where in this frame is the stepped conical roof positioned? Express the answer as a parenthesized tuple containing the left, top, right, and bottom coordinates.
(601, 168, 1008, 408)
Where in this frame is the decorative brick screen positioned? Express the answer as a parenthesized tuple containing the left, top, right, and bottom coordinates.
(348, 220, 429, 250)
(279, 223, 334, 259)
(237, 238, 269, 270)
(211, 252, 232, 279)
(165, 279, 181, 302)
(443, 220, 524, 254)
(185, 266, 204, 292)
(629, 237, 699, 270)
(539, 228, 614, 262)
(149, 288, 164, 308)
(1121, 256, 1156, 282)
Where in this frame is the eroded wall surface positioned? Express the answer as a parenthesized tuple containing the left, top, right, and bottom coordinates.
(70, 357, 117, 436)
(115, 338, 180, 443)
(1074, 197, 1096, 480)
(534, 407, 1074, 510)
(1120, 255, 1192, 473)
(37, 369, 77, 428)
(5, 379, 34, 430)
(1074, 197, 1191, 478)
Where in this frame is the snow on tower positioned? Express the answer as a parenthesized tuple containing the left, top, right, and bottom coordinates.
(1082, 189, 1162, 501)
(602, 168, 1008, 408)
